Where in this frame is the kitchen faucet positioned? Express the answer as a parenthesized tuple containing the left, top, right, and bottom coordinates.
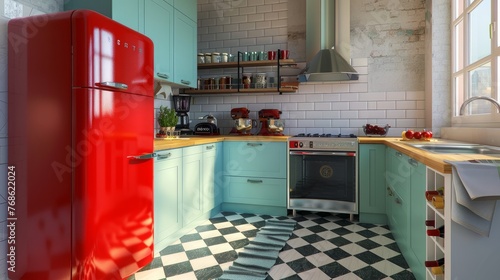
(459, 96, 500, 115)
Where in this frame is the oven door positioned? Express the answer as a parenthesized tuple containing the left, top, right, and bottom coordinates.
(288, 151, 358, 214)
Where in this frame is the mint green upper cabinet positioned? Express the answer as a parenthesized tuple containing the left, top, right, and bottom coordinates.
(64, 0, 143, 32)
(145, 0, 174, 82)
(173, 10, 197, 87)
(359, 144, 387, 224)
(173, 0, 197, 21)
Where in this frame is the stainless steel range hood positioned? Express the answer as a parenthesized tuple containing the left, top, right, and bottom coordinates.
(298, 0, 358, 82)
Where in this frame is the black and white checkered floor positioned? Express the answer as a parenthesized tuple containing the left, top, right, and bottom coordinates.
(128, 211, 416, 280)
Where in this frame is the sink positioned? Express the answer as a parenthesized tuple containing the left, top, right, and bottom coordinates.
(403, 142, 500, 155)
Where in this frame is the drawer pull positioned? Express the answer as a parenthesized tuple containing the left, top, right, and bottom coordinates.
(247, 143, 263, 147)
(206, 145, 215, 150)
(408, 158, 418, 167)
(396, 151, 403, 157)
(157, 72, 169, 79)
(157, 153, 172, 160)
(247, 179, 263, 184)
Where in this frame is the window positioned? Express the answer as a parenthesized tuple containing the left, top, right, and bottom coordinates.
(452, 0, 500, 126)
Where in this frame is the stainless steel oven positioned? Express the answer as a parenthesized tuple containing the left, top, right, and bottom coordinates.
(288, 134, 358, 218)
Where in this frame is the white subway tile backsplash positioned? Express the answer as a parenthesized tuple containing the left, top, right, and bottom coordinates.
(240, 6, 256, 15)
(306, 111, 323, 119)
(238, 95, 258, 104)
(314, 102, 331, 111)
(323, 110, 341, 119)
(340, 93, 359, 102)
(248, 13, 264, 22)
(406, 91, 425, 100)
(397, 119, 418, 129)
(359, 110, 386, 119)
(231, 15, 248, 24)
(239, 38, 256, 46)
(341, 110, 359, 119)
(396, 100, 417, 110)
(387, 110, 406, 118)
(297, 102, 314, 111)
(350, 102, 368, 110)
(377, 101, 396, 110)
(288, 110, 305, 119)
(331, 102, 349, 110)
(331, 84, 350, 93)
(349, 83, 368, 93)
(314, 120, 331, 127)
(254, 95, 273, 103)
(359, 91, 386, 101)
(386, 91, 406, 100)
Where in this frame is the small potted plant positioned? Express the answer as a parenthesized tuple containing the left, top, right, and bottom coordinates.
(157, 105, 178, 138)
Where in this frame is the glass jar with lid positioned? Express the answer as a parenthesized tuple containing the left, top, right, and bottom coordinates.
(204, 53, 212, 64)
(221, 53, 228, 63)
(211, 52, 221, 63)
(197, 53, 205, 64)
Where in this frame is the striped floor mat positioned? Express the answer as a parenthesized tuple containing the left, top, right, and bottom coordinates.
(216, 219, 297, 280)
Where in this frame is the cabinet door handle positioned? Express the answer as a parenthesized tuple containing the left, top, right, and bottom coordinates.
(247, 179, 263, 183)
(247, 143, 263, 147)
(157, 153, 171, 160)
(157, 72, 169, 79)
(396, 151, 402, 157)
(408, 158, 418, 167)
(387, 187, 393, 196)
(395, 197, 402, 205)
(206, 145, 215, 150)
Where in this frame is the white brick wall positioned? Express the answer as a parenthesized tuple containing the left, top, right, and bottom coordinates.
(182, 0, 427, 136)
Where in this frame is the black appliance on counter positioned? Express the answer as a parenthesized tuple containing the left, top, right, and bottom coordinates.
(288, 133, 358, 220)
(194, 114, 220, 135)
(173, 94, 193, 135)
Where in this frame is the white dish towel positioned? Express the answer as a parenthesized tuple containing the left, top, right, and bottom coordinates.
(446, 160, 500, 236)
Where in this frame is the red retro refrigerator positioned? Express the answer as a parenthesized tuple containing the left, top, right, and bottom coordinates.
(8, 10, 155, 279)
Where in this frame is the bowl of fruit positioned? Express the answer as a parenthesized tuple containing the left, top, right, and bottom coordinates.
(363, 124, 390, 137)
(402, 129, 433, 141)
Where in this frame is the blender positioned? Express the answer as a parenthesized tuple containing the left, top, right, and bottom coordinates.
(229, 107, 254, 135)
(172, 94, 193, 135)
(257, 109, 284, 136)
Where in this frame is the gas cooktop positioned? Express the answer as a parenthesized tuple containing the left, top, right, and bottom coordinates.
(293, 133, 357, 138)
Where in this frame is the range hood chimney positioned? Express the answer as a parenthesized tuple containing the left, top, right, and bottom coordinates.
(298, 0, 358, 82)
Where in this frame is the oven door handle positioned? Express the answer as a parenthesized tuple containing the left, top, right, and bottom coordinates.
(289, 151, 356, 156)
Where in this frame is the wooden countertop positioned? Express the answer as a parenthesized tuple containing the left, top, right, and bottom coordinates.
(154, 135, 290, 151)
(359, 137, 500, 174)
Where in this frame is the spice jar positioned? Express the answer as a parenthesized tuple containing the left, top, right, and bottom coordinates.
(197, 53, 205, 64)
(204, 53, 212, 64)
(221, 52, 228, 63)
(211, 52, 221, 63)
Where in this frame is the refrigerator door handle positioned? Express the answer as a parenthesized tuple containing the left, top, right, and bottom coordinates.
(127, 152, 157, 160)
(97, 82, 129, 90)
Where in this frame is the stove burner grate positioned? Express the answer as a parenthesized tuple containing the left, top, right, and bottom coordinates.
(294, 133, 357, 138)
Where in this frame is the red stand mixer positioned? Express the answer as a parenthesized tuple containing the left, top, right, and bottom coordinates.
(230, 107, 254, 135)
(258, 109, 284, 136)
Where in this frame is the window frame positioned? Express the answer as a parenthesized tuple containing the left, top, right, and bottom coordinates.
(451, 0, 500, 127)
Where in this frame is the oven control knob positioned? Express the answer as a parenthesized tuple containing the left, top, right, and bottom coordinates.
(299, 142, 303, 148)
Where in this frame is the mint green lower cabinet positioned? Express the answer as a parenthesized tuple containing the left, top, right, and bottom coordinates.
(154, 149, 183, 252)
(385, 147, 426, 280)
(202, 143, 222, 215)
(221, 141, 287, 216)
(223, 141, 286, 178)
(183, 145, 203, 227)
(359, 144, 387, 224)
(408, 159, 426, 280)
